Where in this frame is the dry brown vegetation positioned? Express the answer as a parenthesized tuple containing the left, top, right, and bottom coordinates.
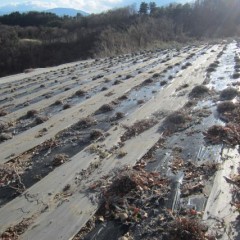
(205, 124, 240, 146)
(75, 116, 97, 129)
(97, 103, 114, 113)
(189, 85, 209, 99)
(121, 118, 158, 142)
(220, 87, 238, 100)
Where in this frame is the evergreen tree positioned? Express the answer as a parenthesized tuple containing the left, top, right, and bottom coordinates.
(149, 2, 157, 14)
(139, 2, 149, 14)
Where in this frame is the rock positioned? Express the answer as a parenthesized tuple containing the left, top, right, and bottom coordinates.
(98, 216, 104, 222)
(119, 213, 128, 221)
(118, 237, 128, 240)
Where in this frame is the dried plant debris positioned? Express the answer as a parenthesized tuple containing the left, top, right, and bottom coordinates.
(1, 215, 36, 240)
(54, 99, 63, 105)
(0, 109, 8, 117)
(220, 87, 238, 100)
(73, 217, 96, 240)
(0, 164, 24, 190)
(204, 124, 240, 146)
(162, 111, 191, 134)
(115, 112, 125, 120)
(91, 165, 169, 223)
(0, 133, 12, 142)
(87, 160, 216, 240)
(63, 103, 71, 110)
(75, 89, 86, 96)
(176, 83, 189, 92)
(118, 94, 128, 100)
(90, 129, 104, 140)
(26, 109, 38, 118)
(97, 103, 114, 113)
(218, 99, 240, 124)
(206, 99, 240, 146)
(35, 116, 49, 125)
(114, 80, 123, 85)
(88, 145, 109, 159)
(217, 101, 236, 114)
(0, 122, 9, 133)
(142, 78, 154, 85)
(232, 72, 240, 79)
(224, 163, 240, 216)
(75, 116, 97, 129)
(52, 153, 69, 166)
(189, 85, 209, 99)
(121, 118, 158, 142)
(165, 217, 210, 240)
(180, 161, 218, 197)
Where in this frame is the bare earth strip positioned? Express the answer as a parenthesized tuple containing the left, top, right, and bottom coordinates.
(0, 45, 221, 239)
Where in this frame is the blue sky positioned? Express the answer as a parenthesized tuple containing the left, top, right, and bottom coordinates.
(0, 0, 191, 13)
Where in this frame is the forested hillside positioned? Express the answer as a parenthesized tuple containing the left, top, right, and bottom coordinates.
(0, 0, 240, 77)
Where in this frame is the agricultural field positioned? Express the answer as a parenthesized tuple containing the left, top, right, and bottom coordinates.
(0, 41, 239, 240)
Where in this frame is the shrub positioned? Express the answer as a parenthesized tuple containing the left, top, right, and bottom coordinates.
(0, 109, 8, 117)
(217, 101, 236, 113)
(166, 112, 187, 125)
(220, 87, 238, 100)
(52, 154, 69, 166)
(35, 116, 49, 125)
(76, 116, 96, 129)
(63, 104, 71, 110)
(98, 103, 114, 113)
(206, 67, 215, 72)
(90, 129, 104, 140)
(26, 109, 38, 118)
(189, 85, 209, 98)
(75, 89, 86, 96)
(54, 99, 63, 105)
(232, 72, 240, 79)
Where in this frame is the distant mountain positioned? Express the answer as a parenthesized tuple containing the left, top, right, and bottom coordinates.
(45, 8, 89, 17)
(0, 4, 89, 16)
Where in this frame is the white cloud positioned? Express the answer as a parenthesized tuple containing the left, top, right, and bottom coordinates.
(37, 0, 123, 12)
(29, 0, 57, 9)
(0, 0, 124, 13)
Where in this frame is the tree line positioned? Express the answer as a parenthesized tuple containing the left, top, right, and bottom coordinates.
(0, 0, 239, 77)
